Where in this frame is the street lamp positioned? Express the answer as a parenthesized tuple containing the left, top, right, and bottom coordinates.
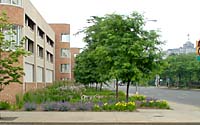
(147, 19, 157, 22)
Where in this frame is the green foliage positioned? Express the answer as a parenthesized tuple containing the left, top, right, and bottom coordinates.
(93, 104, 101, 111)
(14, 80, 170, 111)
(129, 94, 146, 101)
(22, 81, 83, 104)
(0, 101, 10, 110)
(160, 53, 200, 88)
(24, 102, 37, 111)
(141, 100, 170, 109)
(101, 101, 136, 111)
(0, 12, 29, 89)
(74, 11, 164, 102)
(15, 94, 24, 109)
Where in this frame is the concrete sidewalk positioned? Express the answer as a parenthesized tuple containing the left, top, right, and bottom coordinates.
(0, 101, 200, 125)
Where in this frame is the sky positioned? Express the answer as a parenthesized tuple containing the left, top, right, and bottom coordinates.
(30, 0, 200, 50)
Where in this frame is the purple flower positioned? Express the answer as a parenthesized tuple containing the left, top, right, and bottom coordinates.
(24, 102, 37, 111)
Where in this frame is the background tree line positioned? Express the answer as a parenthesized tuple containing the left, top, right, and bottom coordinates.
(160, 53, 200, 88)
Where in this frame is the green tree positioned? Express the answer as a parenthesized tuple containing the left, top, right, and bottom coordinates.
(160, 53, 199, 87)
(75, 12, 164, 102)
(0, 12, 28, 91)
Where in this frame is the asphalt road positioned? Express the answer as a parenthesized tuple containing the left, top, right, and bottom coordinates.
(118, 86, 200, 107)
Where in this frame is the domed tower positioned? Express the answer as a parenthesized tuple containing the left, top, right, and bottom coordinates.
(182, 34, 195, 54)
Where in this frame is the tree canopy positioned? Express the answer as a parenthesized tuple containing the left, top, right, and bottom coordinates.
(74, 11, 164, 101)
(160, 53, 200, 87)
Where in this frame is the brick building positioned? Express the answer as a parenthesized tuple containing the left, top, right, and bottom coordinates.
(0, 0, 80, 103)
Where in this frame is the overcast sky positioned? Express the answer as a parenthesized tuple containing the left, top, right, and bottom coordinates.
(30, 0, 200, 50)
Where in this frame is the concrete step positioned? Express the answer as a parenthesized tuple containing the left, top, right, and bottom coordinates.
(0, 121, 200, 125)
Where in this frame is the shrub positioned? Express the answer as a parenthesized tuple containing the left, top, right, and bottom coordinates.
(0, 101, 10, 110)
(16, 94, 24, 109)
(74, 102, 94, 111)
(129, 94, 146, 101)
(57, 102, 71, 111)
(101, 101, 136, 111)
(42, 102, 59, 111)
(24, 102, 37, 111)
(155, 100, 170, 109)
(42, 102, 71, 111)
(141, 99, 170, 109)
(93, 104, 101, 111)
(115, 101, 136, 111)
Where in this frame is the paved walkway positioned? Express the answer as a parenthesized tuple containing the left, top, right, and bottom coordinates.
(0, 101, 200, 124)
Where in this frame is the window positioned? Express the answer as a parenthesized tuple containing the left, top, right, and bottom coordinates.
(0, 0, 11, 4)
(74, 54, 77, 58)
(38, 27, 44, 39)
(37, 45, 43, 58)
(12, 0, 17, 4)
(61, 48, 70, 58)
(61, 33, 70, 42)
(2, 25, 22, 50)
(25, 63, 34, 82)
(37, 66, 44, 82)
(46, 51, 53, 63)
(0, 0, 22, 6)
(26, 38, 34, 53)
(46, 36, 54, 47)
(46, 69, 53, 83)
(25, 15, 35, 31)
(61, 64, 70, 73)
(61, 77, 69, 81)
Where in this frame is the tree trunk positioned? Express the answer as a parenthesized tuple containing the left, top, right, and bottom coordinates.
(115, 79, 119, 102)
(100, 83, 103, 91)
(126, 80, 130, 102)
(96, 83, 98, 91)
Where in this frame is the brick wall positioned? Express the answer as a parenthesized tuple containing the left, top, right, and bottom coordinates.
(0, 5, 24, 26)
(50, 24, 71, 80)
(70, 48, 80, 80)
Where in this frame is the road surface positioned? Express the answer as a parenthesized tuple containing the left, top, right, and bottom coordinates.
(118, 86, 200, 107)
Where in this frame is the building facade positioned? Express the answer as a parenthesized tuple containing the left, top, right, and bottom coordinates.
(50, 24, 71, 81)
(0, 0, 79, 103)
(166, 36, 195, 56)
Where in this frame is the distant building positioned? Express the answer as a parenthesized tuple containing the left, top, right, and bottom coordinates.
(166, 34, 195, 56)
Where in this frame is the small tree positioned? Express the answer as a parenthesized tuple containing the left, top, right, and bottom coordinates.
(0, 12, 28, 91)
(76, 12, 164, 102)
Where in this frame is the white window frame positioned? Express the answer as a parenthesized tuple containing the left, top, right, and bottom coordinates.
(0, 0, 22, 6)
(61, 33, 70, 42)
(61, 48, 70, 58)
(61, 64, 70, 73)
(25, 63, 34, 83)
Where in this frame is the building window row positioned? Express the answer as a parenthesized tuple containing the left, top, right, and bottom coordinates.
(61, 33, 70, 42)
(61, 48, 70, 58)
(61, 64, 70, 73)
(0, 0, 22, 6)
(24, 64, 53, 83)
